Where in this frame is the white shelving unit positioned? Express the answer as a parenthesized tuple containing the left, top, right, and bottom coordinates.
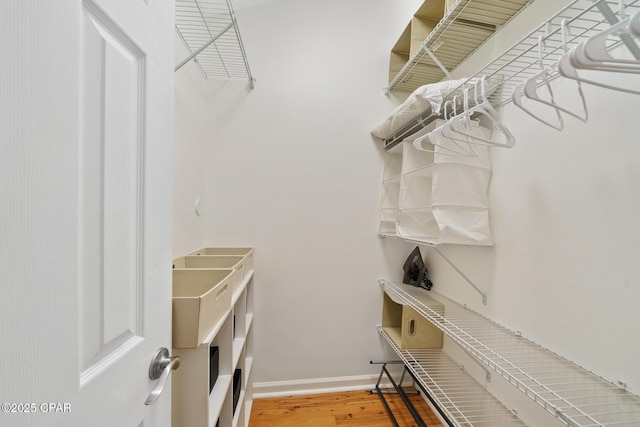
(388, 0, 532, 93)
(379, 279, 640, 426)
(383, 0, 640, 149)
(172, 268, 254, 427)
(175, 0, 254, 86)
(457, 0, 640, 108)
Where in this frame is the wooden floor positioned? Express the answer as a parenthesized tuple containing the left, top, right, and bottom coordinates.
(248, 389, 443, 427)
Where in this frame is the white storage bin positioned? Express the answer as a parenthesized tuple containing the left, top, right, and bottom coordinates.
(173, 255, 244, 296)
(189, 247, 254, 276)
(172, 269, 233, 349)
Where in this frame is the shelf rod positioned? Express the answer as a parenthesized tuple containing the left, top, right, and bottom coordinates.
(175, 21, 234, 72)
(432, 246, 488, 305)
(423, 46, 454, 80)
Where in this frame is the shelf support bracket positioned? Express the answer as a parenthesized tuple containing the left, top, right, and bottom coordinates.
(432, 246, 487, 305)
(175, 22, 234, 72)
(423, 46, 454, 80)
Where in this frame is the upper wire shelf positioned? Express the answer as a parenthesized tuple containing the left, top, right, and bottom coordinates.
(383, 0, 640, 149)
(175, 0, 255, 86)
(380, 279, 640, 427)
(388, 0, 533, 94)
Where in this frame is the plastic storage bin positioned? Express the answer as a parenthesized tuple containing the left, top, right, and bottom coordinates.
(173, 255, 244, 296)
(188, 247, 254, 277)
(172, 269, 233, 348)
(381, 292, 443, 349)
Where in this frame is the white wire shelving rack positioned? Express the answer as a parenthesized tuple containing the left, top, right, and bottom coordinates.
(382, 0, 640, 149)
(388, 0, 533, 94)
(459, 0, 640, 107)
(380, 279, 640, 427)
(378, 327, 529, 427)
(175, 0, 255, 87)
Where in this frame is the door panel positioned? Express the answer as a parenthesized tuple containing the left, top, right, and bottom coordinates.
(80, 4, 145, 380)
(0, 0, 174, 426)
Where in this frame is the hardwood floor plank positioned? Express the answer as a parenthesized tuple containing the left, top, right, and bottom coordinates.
(249, 389, 443, 427)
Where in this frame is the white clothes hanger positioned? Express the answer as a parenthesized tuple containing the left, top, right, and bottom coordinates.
(558, 50, 640, 94)
(440, 89, 484, 156)
(580, 14, 640, 70)
(559, 11, 640, 96)
(517, 22, 589, 126)
(559, 4, 640, 94)
(447, 75, 515, 148)
(512, 35, 565, 130)
(631, 9, 640, 36)
(413, 98, 478, 157)
(580, 0, 640, 68)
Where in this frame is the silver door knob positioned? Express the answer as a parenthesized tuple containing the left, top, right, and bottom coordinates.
(145, 347, 181, 405)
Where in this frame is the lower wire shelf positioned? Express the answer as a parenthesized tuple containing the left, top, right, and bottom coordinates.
(378, 326, 528, 427)
(381, 280, 640, 426)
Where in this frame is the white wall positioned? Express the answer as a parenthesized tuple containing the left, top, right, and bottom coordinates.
(173, 37, 211, 258)
(172, 0, 640, 401)
(190, 0, 424, 386)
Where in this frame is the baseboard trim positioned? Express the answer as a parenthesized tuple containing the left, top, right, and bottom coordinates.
(253, 372, 402, 399)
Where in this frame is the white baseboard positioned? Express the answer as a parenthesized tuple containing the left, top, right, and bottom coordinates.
(253, 372, 403, 399)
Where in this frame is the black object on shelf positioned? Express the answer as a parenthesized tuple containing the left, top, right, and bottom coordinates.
(209, 346, 219, 393)
(402, 246, 433, 290)
(233, 368, 242, 413)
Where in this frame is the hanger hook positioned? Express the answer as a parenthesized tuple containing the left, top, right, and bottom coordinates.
(473, 79, 481, 106)
(452, 94, 459, 117)
(443, 99, 451, 119)
(537, 35, 546, 69)
(561, 19, 570, 54)
(463, 86, 470, 111)
(480, 74, 489, 104)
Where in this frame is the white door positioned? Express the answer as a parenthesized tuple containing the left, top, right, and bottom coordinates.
(0, 0, 174, 426)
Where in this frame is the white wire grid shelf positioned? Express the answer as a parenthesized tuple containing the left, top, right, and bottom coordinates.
(379, 232, 437, 248)
(175, 0, 254, 85)
(458, 0, 640, 108)
(378, 327, 529, 426)
(382, 0, 640, 149)
(388, 0, 533, 93)
(380, 279, 640, 427)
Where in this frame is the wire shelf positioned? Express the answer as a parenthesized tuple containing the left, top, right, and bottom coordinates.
(382, 0, 640, 149)
(378, 327, 529, 427)
(380, 280, 640, 427)
(389, 0, 533, 93)
(457, 0, 640, 108)
(175, 0, 254, 85)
